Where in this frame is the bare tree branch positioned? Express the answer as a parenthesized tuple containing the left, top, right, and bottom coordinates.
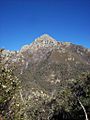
(78, 99, 88, 120)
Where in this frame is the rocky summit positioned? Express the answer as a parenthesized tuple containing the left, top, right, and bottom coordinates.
(0, 34, 90, 120)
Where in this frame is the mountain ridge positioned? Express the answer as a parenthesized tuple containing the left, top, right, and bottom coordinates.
(1, 34, 90, 52)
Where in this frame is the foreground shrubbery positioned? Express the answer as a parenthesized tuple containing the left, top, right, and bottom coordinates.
(0, 64, 22, 120)
(0, 63, 90, 120)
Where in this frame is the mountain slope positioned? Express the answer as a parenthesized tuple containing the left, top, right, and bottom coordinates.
(0, 34, 90, 120)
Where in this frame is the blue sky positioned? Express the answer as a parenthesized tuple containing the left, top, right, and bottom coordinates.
(0, 0, 90, 50)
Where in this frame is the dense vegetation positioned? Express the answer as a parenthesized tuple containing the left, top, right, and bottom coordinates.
(0, 64, 22, 120)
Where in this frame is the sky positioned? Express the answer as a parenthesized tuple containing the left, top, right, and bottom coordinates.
(0, 0, 90, 50)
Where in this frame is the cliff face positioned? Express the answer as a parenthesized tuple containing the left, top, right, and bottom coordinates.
(0, 34, 90, 120)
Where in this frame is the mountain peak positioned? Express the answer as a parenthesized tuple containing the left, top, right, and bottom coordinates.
(39, 34, 51, 38)
(20, 34, 57, 53)
(34, 34, 57, 44)
(38, 34, 54, 39)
